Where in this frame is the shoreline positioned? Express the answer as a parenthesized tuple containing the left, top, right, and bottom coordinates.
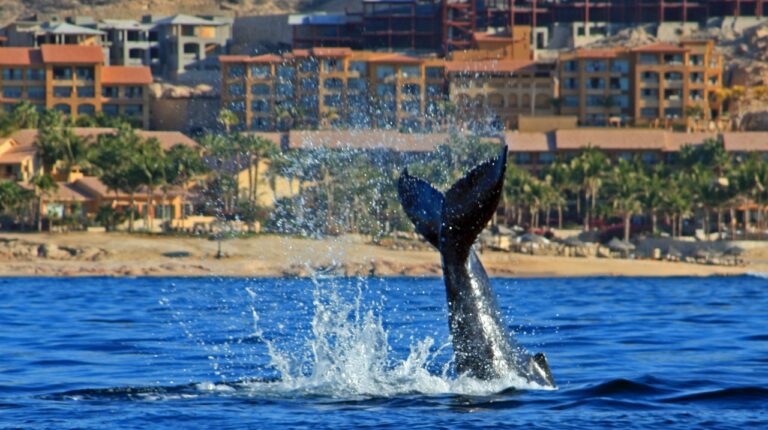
(1, 232, 765, 278)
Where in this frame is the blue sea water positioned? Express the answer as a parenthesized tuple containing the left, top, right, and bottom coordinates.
(0, 275, 767, 429)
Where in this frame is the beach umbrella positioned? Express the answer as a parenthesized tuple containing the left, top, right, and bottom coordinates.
(723, 246, 745, 256)
(607, 238, 635, 253)
(563, 236, 586, 247)
(518, 233, 549, 244)
(693, 247, 719, 260)
(666, 246, 683, 259)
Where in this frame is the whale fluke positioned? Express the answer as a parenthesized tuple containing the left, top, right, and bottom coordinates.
(397, 168, 444, 248)
(440, 145, 507, 262)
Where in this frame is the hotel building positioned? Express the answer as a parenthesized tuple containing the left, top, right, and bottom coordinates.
(0, 45, 152, 128)
(558, 40, 723, 127)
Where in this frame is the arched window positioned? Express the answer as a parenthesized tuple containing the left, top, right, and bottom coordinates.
(487, 93, 504, 108)
(77, 104, 95, 115)
(508, 94, 518, 107)
(54, 104, 71, 114)
(535, 94, 550, 108)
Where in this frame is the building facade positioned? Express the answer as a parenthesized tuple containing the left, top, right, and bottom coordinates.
(0, 45, 152, 128)
(1, 15, 233, 82)
(220, 48, 449, 132)
(558, 40, 723, 127)
(447, 59, 556, 130)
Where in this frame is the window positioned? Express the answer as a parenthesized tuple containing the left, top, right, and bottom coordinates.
(640, 107, 657, 118)
(515, 152, 531, 164)
(563, 61, 578, 72)
(125, 86, 143, 98)
(664, 72, 683, 81)
(377, 84, 395, 97)
(586, 77, 605, 90)
(563, 78, 578, 90)
(349, 61, 367, 75)
(54, 104, 71, 114)
(539, 152, 555, 165)
(228, 83, 245, 97)
(53, 67, 72, 80)
(664, 89, 682, 100)
(102, 86, 119, 98)
(609, 77, 629, 91)
(2, 68, 23, 80)
(690, 90, 704, 101)
(228, 65, 245, 79)
(300, 78, 317, 91)
(425, 67, 444, 79)
(250, 65, 271, 79)
(277, 66, 295, 80)
(300, 95, 318, 109)
(690, 72, 704, 83)
(323, 94, 342, 108)
(641, 71, 659, 82)
(641, 152, 658, 164)
(26, 68, 45, 81)
(228, 101, 245, 112)
(127, 30, 140, 42)
(663, 54, 683, 65)
(689, 55, 704, 66)
(276, 83, 293, 97)
(584, 60, 606, 72)
(323, 78, 344, 90)
(2, 86, 21, 98)
(641, 88, 659, 98)
(251, 84, 270, 96)
(564, 96, 578, 107)
(124, 104, 143, 116)
(400, 66, 421, 78)
(322, 59, 343, 73)
(664, 108, 682, 118)
(27, 86, 45, 99)
(76, 86, 95, 98)
(76, 67, 95, 81)
(610, 60, 629, 73)
(348, 78, 366, 92)
(376, 66, 395, 80)
(77, 104, 95, 115)
(400, 100, 420, 113)
(53, 86, 72, 98)
(401, 83, 420, 96)
(103, 104, 119, 116)
(639, 54, 659, 65)
(252, 117, 272, 131)
(615, 95, 630, 108)
(251, 100, 270, 112)
(299, 60, 318, 73)
(426, 83, 443, 97)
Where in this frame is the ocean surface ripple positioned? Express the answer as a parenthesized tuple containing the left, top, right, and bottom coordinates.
(0, 275, 766, 429)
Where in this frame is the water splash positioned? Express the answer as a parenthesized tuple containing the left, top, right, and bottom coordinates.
(239, 274, 548, 398)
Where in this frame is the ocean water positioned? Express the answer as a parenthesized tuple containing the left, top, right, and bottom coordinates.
(0, 275, 766, 429)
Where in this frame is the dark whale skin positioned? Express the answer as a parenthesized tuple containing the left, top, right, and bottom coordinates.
(398, 146, 555, 387)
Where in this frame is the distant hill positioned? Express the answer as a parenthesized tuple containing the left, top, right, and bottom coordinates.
(0, 0, 354, 25)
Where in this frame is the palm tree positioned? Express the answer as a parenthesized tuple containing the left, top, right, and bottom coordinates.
(165, 144, 206, 222)
(218, 109, 239, 133)
(571, 146, 609, 231)
(641, 164, 665, 235)
(0, 180, 33, 225)
(29, 173, 57, 232)
(544, 160, 572, 228)
(605, 159, 643, 242)
(235, 134, 277, 209)
(134, 137, 166, 230)
(11, 101, 39, 129)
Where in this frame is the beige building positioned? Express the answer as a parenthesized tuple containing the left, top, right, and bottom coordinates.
(0, 45, 152, 128)
(446, 60, 556, 130)
(558, 40, 723, 127)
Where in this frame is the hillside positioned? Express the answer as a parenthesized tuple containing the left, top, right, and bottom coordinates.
(0, 0, 336, 25)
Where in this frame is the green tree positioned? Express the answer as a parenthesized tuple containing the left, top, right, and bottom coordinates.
(605, 159, 643, 241)
(165, 144, 206, 221)
(571, 146, 609, 231)
(29, 173, 58, 232)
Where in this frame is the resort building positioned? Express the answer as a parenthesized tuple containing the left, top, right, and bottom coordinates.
(0, 45, 152, 128)
(1, 15, 233, 82)
(446, 59, 556, 130)
(2, 128, 200, 225)
(558, 40, 723, 127)
(220, 48, 449, 131)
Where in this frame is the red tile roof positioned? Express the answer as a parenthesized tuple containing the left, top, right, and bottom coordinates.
(445, 60, 535, 74)
(40, 44, 104, 64)
(102, 66, 152, 85)
(11, 128, 197, 151)
(310, 47, 352, 57)
(631, 43, 687, 53)
(0, 47, 43, 66)
(367, 53, 423, 64)
(573, 49, 621, 59)
(505, 131, 554, 152)
(555, 128, 669, 150)
(722, 132, 768, 152)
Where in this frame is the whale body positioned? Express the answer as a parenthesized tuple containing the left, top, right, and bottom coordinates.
(397, 145, 555, 387)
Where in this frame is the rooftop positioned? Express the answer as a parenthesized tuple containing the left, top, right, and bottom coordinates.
(102, 66, 153, 85)
(0, 47, 43, 66)
(445, 60, 536, 74)
(40, 44, 104, 64)
(10, 128, 197, 151)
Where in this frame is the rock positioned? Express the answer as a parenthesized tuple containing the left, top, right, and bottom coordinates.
(740, 111, 768, 131)
(37, 243, 71, 259)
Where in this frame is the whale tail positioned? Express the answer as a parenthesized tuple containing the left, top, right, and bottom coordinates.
(439, 145, 507, 261)
(396, 145, 507, 255)
(528, 352, 556, 387)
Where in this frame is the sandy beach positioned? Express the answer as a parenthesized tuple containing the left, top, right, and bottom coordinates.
(1, 232, 766, 278)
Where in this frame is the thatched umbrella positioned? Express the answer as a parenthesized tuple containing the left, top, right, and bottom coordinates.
(518, 233, 549, 244)
(607, 238, 635, 257)
(563, 236, 586, 247)
(666, 246, 683, 261)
